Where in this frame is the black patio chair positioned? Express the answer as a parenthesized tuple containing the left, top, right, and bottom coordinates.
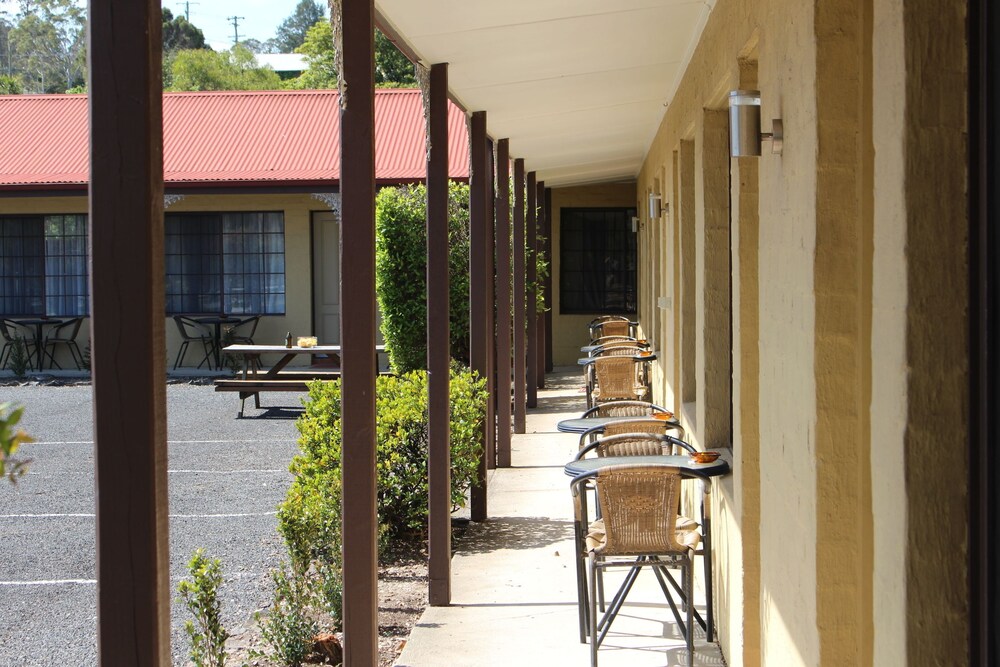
(0, 319, 36, 370)
(172, 315, 215, 370)
(41, 317, 85, 370)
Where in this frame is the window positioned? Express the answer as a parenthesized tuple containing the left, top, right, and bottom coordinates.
(560, 208, 637, 314)
(0, 215, 88, 316)
(165, 211, 285, 315)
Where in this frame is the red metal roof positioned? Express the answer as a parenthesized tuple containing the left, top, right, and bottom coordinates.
(0, 89, 469, 190)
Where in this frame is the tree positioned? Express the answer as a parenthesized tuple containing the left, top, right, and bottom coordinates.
(8, 0, 85, 93)
(162, 8, 208, 52)
(241, 37, 279, 55)
(0, 74, 22, 94)
(374, 29, 415, 87)
(169, 45, 281, 92)
(288, 19, 336, 90)
(272, 0, 325, 53)
(289, 21, 416, 90)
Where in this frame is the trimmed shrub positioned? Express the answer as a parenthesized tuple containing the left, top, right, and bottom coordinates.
(375, 182, 470, 373)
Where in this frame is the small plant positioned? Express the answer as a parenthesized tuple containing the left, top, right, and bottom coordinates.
(255, 563, 320, 667)
(8, 336, 29, 379)
(0, 403, 33, 484)
(81, 341, 91, 372)
(177, 549, 229, 667)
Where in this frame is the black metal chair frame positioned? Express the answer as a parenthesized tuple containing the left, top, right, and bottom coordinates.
(172, 315, 215, 370)
(41, 317, 85, 370)
(0, 319, 36, 370)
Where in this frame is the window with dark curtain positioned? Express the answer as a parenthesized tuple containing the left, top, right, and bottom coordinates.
(559, 207, 637, 314)
(165, 211, 285, 315)
(0, 214, 88, 317)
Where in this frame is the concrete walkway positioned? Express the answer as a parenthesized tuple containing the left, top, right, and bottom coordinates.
(396, 369, 726, 667)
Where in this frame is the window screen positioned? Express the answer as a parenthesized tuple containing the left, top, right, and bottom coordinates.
(559, 208, 637, 314)
(165, 212, 285, 315)
(0, 215, 88, 317)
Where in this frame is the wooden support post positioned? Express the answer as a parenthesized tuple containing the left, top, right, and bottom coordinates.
(512, 159, 527, 433)
(88, 2, 170, 664)
(544, 187, 554, 372)
(469, 111, 490, 520)
(495, 139, 512, 467)
(526, 171, 538, 408)
(535, 179, 546, 388)
(485, 141, 496, 470)
(339, 0, 378, 662)
(426, 63, 451, 606)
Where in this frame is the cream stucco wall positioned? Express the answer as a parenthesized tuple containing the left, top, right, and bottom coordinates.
(632, 0, 968, 665)
(549, 182, 637, 367)
(1, 192, 334, 370)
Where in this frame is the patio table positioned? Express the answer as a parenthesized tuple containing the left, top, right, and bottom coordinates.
(189, 315, 241, 370)
(557, 414, 678, 433)
(12, 317, 67, 371)
(566, 454, 729, 643)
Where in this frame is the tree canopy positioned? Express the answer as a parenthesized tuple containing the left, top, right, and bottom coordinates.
(162, 8, 208, 52)
(272, 0, 325, 53)
(5, 0, 85, 93)
(169, 45, 281, 92)
(288, 20, 416, 90)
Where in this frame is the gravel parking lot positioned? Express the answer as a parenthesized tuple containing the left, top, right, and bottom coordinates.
(0, 382, 305, 666)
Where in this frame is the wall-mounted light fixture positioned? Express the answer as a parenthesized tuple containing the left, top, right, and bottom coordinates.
(631, 216, 640, 233)
(648, 193, 663, 220)
(729, 90, 783, 157)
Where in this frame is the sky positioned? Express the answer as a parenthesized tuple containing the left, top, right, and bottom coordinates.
(0, 1, 312, 52)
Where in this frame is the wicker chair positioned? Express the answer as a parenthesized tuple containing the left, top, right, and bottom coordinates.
(582, 400, 673, 419)
(572, 464, 699, 664)
(590, 319, 631, 341)
(589, 356, 648, 408)
(589, 335, 637, 349)
(577, 418, 687, 452)
(587, 315, 631, 339)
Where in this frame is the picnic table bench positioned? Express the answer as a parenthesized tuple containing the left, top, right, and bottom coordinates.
(216, 344, 386, 417)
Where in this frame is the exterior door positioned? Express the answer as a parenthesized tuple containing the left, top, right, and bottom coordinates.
(311, 211, 341, 345)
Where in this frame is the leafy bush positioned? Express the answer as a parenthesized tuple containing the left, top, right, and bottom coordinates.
(177, 549, 228, 667)
(375, 182, 470, 373)
(277, 366, 486, 623)
(255, 563, 320, 667)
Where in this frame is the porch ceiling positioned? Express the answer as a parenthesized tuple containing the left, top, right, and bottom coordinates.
(375, 0, 715, 187)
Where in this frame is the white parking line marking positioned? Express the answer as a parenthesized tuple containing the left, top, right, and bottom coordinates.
(167, 469, 286, 474)
(28, 439, 299, 445)
(0, 579, 96, 586)
(0, 512, 277, 519)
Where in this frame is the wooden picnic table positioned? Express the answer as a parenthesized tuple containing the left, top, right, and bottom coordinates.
(216, 344, 386, 417)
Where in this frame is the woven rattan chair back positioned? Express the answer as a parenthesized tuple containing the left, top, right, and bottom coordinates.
(593, 320, 630, 339)
(592, 356, 642, 402)
(594, 465, 691, 555)
(585, 400, 667, 418)
(594, 345, 642, 358)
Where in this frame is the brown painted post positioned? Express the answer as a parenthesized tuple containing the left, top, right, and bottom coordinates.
(469, 111, 489, 520)
(494, 140, 512, 467)
(485, 140, 496, 470)
(512, 159, 527, 433)
(526, 171, 538, 408)
(339, 0, 378, 661)
(544, 187, 554, 372)
(88, 2, 169, 664)
(535, 179, 546, 387)
(426, 63, 451, 605)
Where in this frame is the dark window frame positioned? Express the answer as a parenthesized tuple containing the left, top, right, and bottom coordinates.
(165, 210, 286, 316)
(559, 207, 638, 315)
(0, 214, 89, 317)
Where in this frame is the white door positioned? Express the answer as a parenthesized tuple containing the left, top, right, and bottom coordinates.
(312, 211, 341, 345)
(311, 210, 385, 350)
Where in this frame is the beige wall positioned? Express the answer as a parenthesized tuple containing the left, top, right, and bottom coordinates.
(549, 182, 637, 367)
(633, 0, 968, 665)
(1, 192, 333, 370)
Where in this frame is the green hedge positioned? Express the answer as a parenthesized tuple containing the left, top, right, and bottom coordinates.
(278, 366, 486, 570)
(375, 182, 470, 373)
